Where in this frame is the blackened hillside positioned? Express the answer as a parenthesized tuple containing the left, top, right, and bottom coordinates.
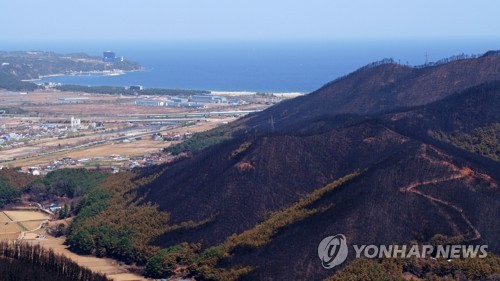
(133, 52, 500, 280)
(232, 143, 499, 280)
(148, 123, 410, 248)
(244, 54, 500, 133)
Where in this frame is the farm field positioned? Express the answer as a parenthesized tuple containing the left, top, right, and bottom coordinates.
(3, 211, 49, 221)
(1, 88, 261, 173)
(1, 117, 228, 169)
(64, 139, 170, 159)
(21, 220, 45, 231)
(0, 211, 49, 241)
(1, 209, 147, 279)
(0, 212, 12, 222)
(0, 233, 19, 240)
(0, 222, 21, 234)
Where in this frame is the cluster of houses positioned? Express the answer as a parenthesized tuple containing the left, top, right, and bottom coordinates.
(0, 126, 64, 148)
(20, 151, 171, 176)
(0, 118, 103, 150)
(152, 131, 193, 142)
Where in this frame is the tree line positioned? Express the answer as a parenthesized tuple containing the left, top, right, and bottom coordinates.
(55, 84, 210, 96)
(143, 173, 360, 280)
(0, 179, 19, 208)
(0, 73, 38, 91)
(0, 241, 110, 281)
(66, 171, 169, 264)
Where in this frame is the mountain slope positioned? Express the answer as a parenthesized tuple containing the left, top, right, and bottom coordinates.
(229, 143, 499, 280)
(386, 80, 500, 134)
(146, 122, 410, 247)
(243, 54, 500, 133)
(133, 53, 500, 280)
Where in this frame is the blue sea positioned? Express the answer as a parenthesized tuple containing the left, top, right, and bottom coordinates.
(4, 39, 500, 93)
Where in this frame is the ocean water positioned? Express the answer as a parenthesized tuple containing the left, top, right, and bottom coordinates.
(5, 39, 500, 93)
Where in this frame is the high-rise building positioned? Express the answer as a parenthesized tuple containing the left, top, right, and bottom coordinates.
(103, 51, 116, 62)
(71, 116, 81, 131)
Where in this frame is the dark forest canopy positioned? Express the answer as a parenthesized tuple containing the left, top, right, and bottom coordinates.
(0, 73, 38, 91)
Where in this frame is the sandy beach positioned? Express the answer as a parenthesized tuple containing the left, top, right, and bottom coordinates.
(211, 90, 305, 98)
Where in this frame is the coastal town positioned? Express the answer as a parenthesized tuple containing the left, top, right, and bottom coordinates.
(0, 49, 305, 175)
(0, 85, 300, 175)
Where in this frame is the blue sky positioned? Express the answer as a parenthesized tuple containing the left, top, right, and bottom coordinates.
(1, 0, 499, 41)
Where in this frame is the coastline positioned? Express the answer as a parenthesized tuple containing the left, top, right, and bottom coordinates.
(211, 90, 305, 97)
(20, 75, 306, 96)
(19, 67, 306, 96)
(21, 68, 143, 82)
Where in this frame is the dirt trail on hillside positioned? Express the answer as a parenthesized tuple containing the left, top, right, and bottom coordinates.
(399, 145, 482, 241)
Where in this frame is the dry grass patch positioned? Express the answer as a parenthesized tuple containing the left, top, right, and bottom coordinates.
(0, 222, 22, 234)
(0, 233, 19, 240)
(3, 211, 49, 221)
(22, 220, 46, 231)
(0, 212, 12, 223)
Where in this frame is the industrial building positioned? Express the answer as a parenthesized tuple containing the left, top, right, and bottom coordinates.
(213, 96, 227, 103)
(129, 85, 144, 91)
(165, 101, 181, 107)
(165, 102, 207, 108)
(135, 100, 165, 106)
(191, 95, 227, 104)
(185, 103, 207, 108)
(228, 99, 243, 105)
(171, 97, 189, 103)
(58, 97, 90, 103)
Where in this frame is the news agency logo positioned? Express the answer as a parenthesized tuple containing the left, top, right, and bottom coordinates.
(318, 234, 488, 269)
(317, 234, 349, 269)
